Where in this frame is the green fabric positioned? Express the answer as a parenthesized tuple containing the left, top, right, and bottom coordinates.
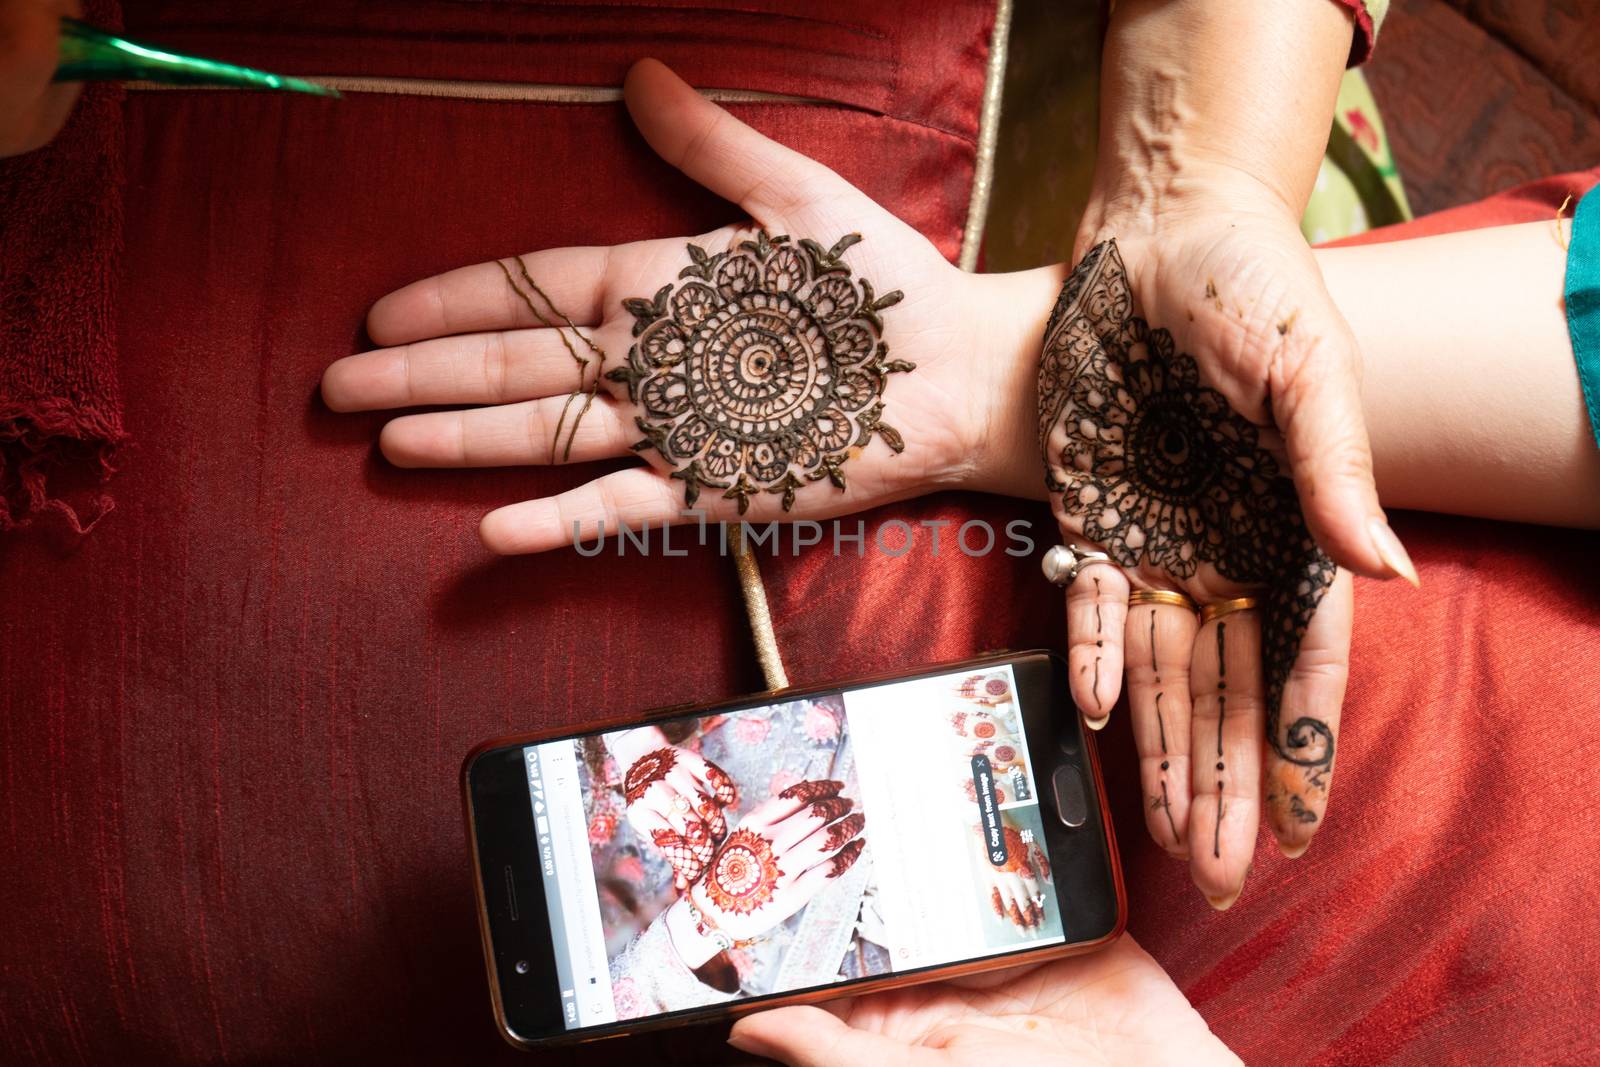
(1566, 188, 1600, 453)
(1364, 0, 1389, 37)
(1302, 68, 1412, 244)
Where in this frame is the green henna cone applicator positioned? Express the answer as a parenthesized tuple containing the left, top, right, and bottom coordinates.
(55, 18, 339, 97)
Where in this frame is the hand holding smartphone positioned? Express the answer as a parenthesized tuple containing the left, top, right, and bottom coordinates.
(462, 650, 1125, 1048)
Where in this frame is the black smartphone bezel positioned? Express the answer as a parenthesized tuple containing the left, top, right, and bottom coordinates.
(462, 648, 1124, 1048)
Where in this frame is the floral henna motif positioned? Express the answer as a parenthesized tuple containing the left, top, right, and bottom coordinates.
(778, 779, 843, 803)
(705, 828, 784, 915)
(607, 231, 912, 514)
(826, 838, 864, 878)
(623, 747, 678, 804)
(821, 813, 865, 853)
(1037, 240, 1338, 788)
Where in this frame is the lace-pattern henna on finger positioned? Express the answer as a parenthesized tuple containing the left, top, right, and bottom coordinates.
(1029, 843, 1052, 882)
(623, 748, 679, 804)
(1037, 240, 1338, 793)
(702, 758, 739, 809)
(991, 887, 1005, 918)
(696, 799, 727, 840)
(826, 838, 865, 878)
(651, 824, 715, 889)
(821, 813, 865, 852)
(807, 797, 853, 825)
(607, 231, 912, 514)
(705, 828, 784, 915)
(778, 780, 843, 803)
(1007, 900, 1027, 928)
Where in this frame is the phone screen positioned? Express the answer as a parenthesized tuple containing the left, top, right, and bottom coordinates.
(516, 661, 1089, 1033)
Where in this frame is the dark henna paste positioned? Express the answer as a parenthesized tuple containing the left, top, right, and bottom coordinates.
(1037, 241, 1337, 796)
(609, 232, 911, 514)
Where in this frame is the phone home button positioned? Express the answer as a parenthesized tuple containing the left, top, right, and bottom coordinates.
(1052, 765, 1088, 829)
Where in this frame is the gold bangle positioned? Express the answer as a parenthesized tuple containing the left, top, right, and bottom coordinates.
(1200, 597, 1258, 625)
(1127, 589, 1198, 612)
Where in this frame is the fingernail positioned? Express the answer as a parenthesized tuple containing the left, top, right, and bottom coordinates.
(1206, 889, 1241, 912)
(1368, 516, 1420, 588)
(1085, 713, 1110, 731)
(726, 1029, 760, 1055)
(1279, 840, 1309, 859)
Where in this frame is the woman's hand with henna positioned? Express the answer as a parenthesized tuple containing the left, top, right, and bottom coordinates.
(321, 58, 1060, 551)
(976, 823, 1051, 932)
(728, 933, 1240, 1067)
(607, 728, 738, 890)
(664, 779, 865, 968)
(1038, 240, 1355, 909)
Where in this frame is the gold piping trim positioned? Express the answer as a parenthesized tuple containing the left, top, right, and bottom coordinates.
(733, 530, 790, 691)
(959, 0, 1013, 272)
(126, 75, 835, 107)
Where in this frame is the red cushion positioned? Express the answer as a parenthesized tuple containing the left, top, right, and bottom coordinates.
(0, 4, 994, 1063)
(4, 2, 1597, 1059)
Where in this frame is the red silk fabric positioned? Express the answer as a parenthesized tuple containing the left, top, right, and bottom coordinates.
(1, 2, 1597, 1062)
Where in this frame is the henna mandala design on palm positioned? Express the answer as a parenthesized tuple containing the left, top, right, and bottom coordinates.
(1038, 240, 1337, 779)
(607, 231, 912, 513)
(704, 828, 784, 916)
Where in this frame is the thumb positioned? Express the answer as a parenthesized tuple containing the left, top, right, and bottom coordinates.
(729, 1006, 930, 1067)
(1272, 304, 1419, 586)
(621, 57, 856, 224)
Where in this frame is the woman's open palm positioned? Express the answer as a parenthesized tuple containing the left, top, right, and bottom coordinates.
(321, 59, 1058, 553)
(729, 935, 1238, 1067)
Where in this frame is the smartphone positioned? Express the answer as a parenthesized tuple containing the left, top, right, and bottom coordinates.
(461, 649, 1125, 1049)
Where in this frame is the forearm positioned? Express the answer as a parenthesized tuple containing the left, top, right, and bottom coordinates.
(1081, 0, 1354, 246)
(1317, 222, 1600, 527)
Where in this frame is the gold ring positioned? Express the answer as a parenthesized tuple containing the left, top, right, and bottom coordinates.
(1128, 589, 1198, 612)
(1200, 597, 1258, 625)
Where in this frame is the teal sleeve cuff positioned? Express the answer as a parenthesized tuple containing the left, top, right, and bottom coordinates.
(1566, 186, 1600, 454)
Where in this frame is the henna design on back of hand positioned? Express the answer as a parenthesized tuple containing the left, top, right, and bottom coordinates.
(608, 231, 911, 514)
(705, 828, 784, 915)
(1037, 240, 1338, 787)
(623, 747, 678, 804)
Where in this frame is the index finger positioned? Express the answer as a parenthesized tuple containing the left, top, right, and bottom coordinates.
(365, 247, 613, 347)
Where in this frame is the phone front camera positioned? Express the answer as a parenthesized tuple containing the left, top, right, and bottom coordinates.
(514, 960, 530, 975)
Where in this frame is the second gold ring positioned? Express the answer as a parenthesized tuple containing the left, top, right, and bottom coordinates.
(1200, 597, 1258, 625)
